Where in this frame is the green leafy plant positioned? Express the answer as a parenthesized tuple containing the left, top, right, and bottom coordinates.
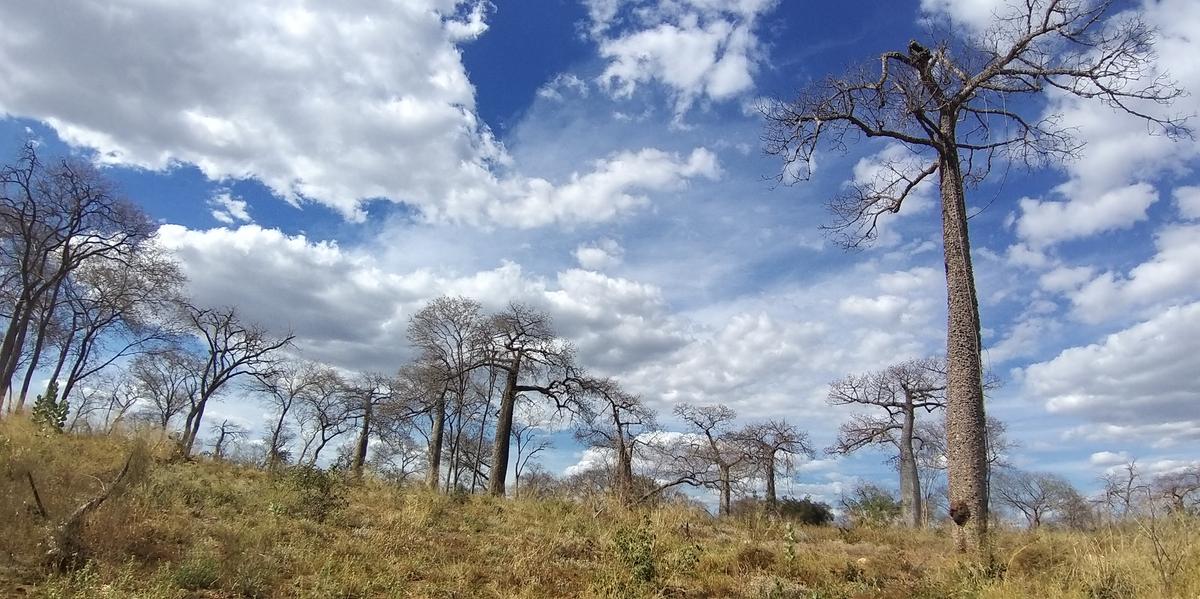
(31, 380, 69, 433)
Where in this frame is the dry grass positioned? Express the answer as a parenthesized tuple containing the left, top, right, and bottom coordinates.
(2, 418, 1198, 598)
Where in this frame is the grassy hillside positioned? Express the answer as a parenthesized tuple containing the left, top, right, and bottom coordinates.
(2, 419, 1198, 598)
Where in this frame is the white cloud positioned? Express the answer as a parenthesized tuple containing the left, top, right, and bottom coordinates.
(1089, 451, 1131, 467)
(919, 0, 1007, 32)
(1038, 266, 1095, 294)
(586, 0, 777, 121)
(208, 192, 252, 225)
(1069, 224, 1200, 323)
(1015, 183, 1159, 248)
(1175, 186, 1200, 220)
(574, 238, 625, 270)
(0, 0, 717, 227)
(1024, 302, 1200, 446)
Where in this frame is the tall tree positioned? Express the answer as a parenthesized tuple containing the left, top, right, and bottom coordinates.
(179, 304, 293, 456)
(828, 358, 948, 527)
(347, 372, 393, 480)
(407, 296, 486, 491)
(764, 0, 1188, 554)
(0, 143, 155, 406)
(484, 303, 581, 497)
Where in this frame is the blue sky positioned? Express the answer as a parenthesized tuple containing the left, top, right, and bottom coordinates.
(2, 0, 1198, 506)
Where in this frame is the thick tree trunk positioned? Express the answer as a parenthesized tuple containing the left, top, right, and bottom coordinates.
(427, 389, 447, 491)
(352, 399, 372, 479)
(719, 465, 732, 516)
(615, 439, 634, 505)
(938, 119, 990, 556)
(898, 401, 922, 527)
(488, 356, 521, 496)
(181, 393, 210, 457)
(765, 459, 778, 508)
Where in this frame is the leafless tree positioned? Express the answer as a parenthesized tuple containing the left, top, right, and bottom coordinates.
(1101, 461, 1149, 519)
(512, 410, 552, 496)
(763, 0, 1189, 555)
(1152, 466, 1200, 514)
(0, 143, 156, 406)
(915, 414, 1016, 521)
(209, 419, 247, 460)
(737, 419, 815, 510)
(575, 377, 657, 505)
(46, 248, 183, 405)
(253, 359, 323, 468)
(407, 296, 486, 491)
(673, 403, 753, 516)
(131, 349, 200, 430)
(295, 366, 354, 466)
(484, 303, 582, 496)
(994, 469, 1077, 528)
(179, 304, 293, 457)
(346, 372, 393, 480)
(827, 357, 948, 527)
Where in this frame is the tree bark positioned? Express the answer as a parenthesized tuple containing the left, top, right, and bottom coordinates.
(765, 458, 778, 508)
(898, 398, 922, 527)
(938, 116, 989, 556)
(427, 388, 447, 491)
(487, 355, 521, 496)
(352, 398, 372, 480)
(719, 465, 732, 516)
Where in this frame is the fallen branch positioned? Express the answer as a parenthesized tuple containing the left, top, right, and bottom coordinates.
(45, 451, 136, 572)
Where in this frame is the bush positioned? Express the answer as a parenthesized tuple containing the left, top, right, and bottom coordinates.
(274, 464, 347, 522)
(841, 484, 900, 528)
(778, 496, 835, 526)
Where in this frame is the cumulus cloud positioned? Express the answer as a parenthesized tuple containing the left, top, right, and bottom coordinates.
(585, 0, 778, 120)
(1024, 302, 1200, 446)
(153, 223, 691, 375)
(1068, 224, 1200, 323)
(1015, 183, 1159, 248)
(1175, 186, 1200, 220)
(0, 0, 717, 226)
(574, 238, 625, 270)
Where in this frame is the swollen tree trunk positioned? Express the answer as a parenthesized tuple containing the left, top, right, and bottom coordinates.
(488, 356, 521, 496)
(898, 397, 921, 527)
(938, 120, 989, 555)
(427, 389, 447, 491)
(352, 398, 372, 480)
(614, 438, 634, 505)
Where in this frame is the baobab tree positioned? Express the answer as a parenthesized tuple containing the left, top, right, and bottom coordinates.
(764, 0, 1188, 552)
(738, 419, 815, 509)
(485, 303, 581, 497)
(575, 377, 657, 505)
(828, 358, 948, 527)
(674, 403, 753, 516)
